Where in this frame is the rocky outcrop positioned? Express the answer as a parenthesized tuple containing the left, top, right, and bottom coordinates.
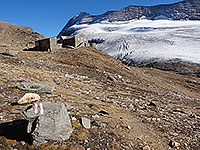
(136, 58, 200, 77)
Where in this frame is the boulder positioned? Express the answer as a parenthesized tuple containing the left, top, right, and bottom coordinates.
(17, 81, 54, 94)
(2, 49, 18, 57)
(18, 93, 40, 104)
(81, 117, 91, 129)
(107, 73, 117, 82)
(24, 102, 72, 145)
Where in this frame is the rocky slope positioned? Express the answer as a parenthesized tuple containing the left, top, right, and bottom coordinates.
(0, 47, 199, 149)
(0, 20, 45, 49)
(135, 58, 200, 77)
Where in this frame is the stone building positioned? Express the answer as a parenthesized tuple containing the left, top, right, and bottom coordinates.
(59, 33, 89, 48)
(35, 37, 57, 52)
(35, 33, 90, 52)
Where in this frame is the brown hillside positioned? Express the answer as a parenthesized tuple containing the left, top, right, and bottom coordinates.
(0, 47, 199, 149)
(0, 20, 45, 49)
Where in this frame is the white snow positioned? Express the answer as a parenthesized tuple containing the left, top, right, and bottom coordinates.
(65, 20, 200, 64)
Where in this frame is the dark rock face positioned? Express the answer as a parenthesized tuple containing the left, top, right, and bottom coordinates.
(136, 59, 200, 77)
(58, 0, 200, 36)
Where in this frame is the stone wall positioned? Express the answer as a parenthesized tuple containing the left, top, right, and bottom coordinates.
(74, 34, 88, 47)
(49, 37, 57, 52)
(35, 37, 57, 52)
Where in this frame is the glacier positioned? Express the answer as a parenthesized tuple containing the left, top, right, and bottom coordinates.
(60, 19, 200, 64)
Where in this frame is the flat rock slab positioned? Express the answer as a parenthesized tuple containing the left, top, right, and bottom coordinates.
(2, 49, 18, 57)
(24, 102, 73, 145)
(17, 82, 54, 94)
(81, 117, 91, 129)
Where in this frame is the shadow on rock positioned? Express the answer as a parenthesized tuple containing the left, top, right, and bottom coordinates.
(0, 120, 32, 144)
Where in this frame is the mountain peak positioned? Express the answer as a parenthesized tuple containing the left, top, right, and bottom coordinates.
(57, 0, 200, 67)
(59, 0, 200, 37)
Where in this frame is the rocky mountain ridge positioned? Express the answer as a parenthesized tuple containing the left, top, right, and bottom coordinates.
(57, 0, 200, 77)
(58, 0, 200, 36)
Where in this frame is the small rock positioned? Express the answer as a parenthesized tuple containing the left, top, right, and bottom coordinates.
(169, 140, 180, 148)
(125, 66, 130, 70)
(72, 117, 77, 121)
(21, 141, 26, 146)
(152, 118, 157, 121)
(118, 75, 123, 79)
(102, 98, 113, 103)
(129, 104, 134, 109)
(148, 102, 156, 107)
(189, 114, 196, 118)
(186, 79, 197, 84)
(0, 45, 9, 47)
(58, 94, 62, 97)
(99, 110, 110, 116)
(143, 145, 151, 150)
(173, 109, 186, 114)
(135, 99, 139, 102)
(91, 120, 107, 127)
(88, 104, 99, 109)
(107, 73, 117, 82)
(157, 118, 161, 121)
(81, 117, 91, 129)
(85, 140, 88, 143)
(92, 114, 100, 119)
(110, 142, 120, 150)
(18, 93, 40, 104)
(127, 125, 131, 129)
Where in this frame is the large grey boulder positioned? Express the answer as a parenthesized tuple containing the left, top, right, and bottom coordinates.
(24, 102, 72, 145)
(17, 81, 54, 94)
(2, 49, 18, 57)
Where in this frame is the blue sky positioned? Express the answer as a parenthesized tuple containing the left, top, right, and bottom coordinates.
(0, 0, 183, 37)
